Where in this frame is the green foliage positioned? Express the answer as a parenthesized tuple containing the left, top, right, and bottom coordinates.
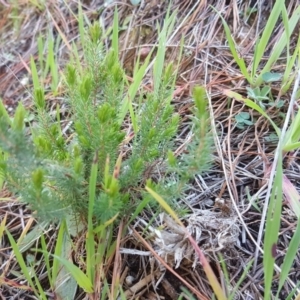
(178, 287, 197, 300)
(235, 112, 254, 129)
(215, 0, 300, 87)
(5, 229, 48, 300)
(0, 20, 212, 228)
(167, 86, 212, 180)
(220, 2, 300, 297)
(224, 59, 300, 300)
(32, 32, 60, 94)
(245, 74, 285, 110)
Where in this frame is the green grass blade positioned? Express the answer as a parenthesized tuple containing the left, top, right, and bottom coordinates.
(78, 2, 85, 47)
(40, 251, 93, 293)
(0, 152, 6, 189)
(212, 7, 251, 83)
(5, 229, 39, 297)
(171, 36, 184, 90)
(71, 42, 83, 76)
(252, 0, 283, 76)
(52, 220, 66, 284)
(93, 214, 118, 234)
(218, 254, 230, 295)
(128, 98, 138, 133)
(37, 35, 44, 76)
(112, 7, 119, 55)
(0, 214, 7, 239)
(179, 287, 197, 300)
(281, 5, 290, 68)
(106, 226, 116, 259)
(153, 8, 176, 95)
(276, 218, 300, 297)
(263, 155, 283, 300)
(145, 186, 181, 224)
(47, 38, 59, 93)
(286, 282, 300, 300)
(101, 279, 110, 300)
(118, 286, 127, 300)
(127, 196, 151, 226)
(44, 38, 51, 79)
(54, 34, 62, 58)
(118, 49, 153, 129)
(40, 233, 52, 287)
(256, 5, 300, 86)
(283, 108, 300, 151)
(228, 259, 253, 300)
(54, 225, 78, 300)
(18, 223, 48, 253)
(0, 99, 12, 126)
(283, 142, 300, 152)
(96, 226, 112, 264)
(282, 33, 300, 93)
(30, 56, 41, 91)
(29, 265, 47, 300)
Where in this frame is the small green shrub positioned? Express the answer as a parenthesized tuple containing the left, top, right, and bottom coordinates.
(0, 22, 212, 225)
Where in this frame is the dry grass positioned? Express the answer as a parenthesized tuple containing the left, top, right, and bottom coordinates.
(0, 0, 300, 299)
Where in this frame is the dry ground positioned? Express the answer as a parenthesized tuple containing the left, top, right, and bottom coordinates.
(0, 0, 300, 299)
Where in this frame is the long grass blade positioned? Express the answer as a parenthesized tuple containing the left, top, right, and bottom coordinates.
(252, 0, 283, 76)
(228, 259, 253, 300)
(256, 5, 300, 86)
(153, 8, 176, 95)
(41, 251, 93, 293)
(54, 225, 78, 300)
(118, 50, 153, 129)
(276, 218, 300, 297)
(30, 266, 47, 300)
(5, 229, 39, 297)
(0, 213, 7, 239)
(282, 32, 300, 93)
(263, 155, 283, 300)
(286, 283, 300, 300)
(127, 196, 151, 226)
(37, 35, 45, 77)
(52, 220, 66, 285)
(112, 7, 119, 55)
(212, 7, 251, 83)
(77, 2, 85, 51)
(46, 38, 58, 93)
(40, 233, 52, 287)
(283, 108, 300, 152)
(30, 56, 41, 91)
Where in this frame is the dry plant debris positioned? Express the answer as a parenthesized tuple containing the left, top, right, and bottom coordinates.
(1, 0, 300, 299)
(131, 211, 239, 270)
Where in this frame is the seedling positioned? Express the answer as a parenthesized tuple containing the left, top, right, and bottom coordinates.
(235, 111, 254, 129)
